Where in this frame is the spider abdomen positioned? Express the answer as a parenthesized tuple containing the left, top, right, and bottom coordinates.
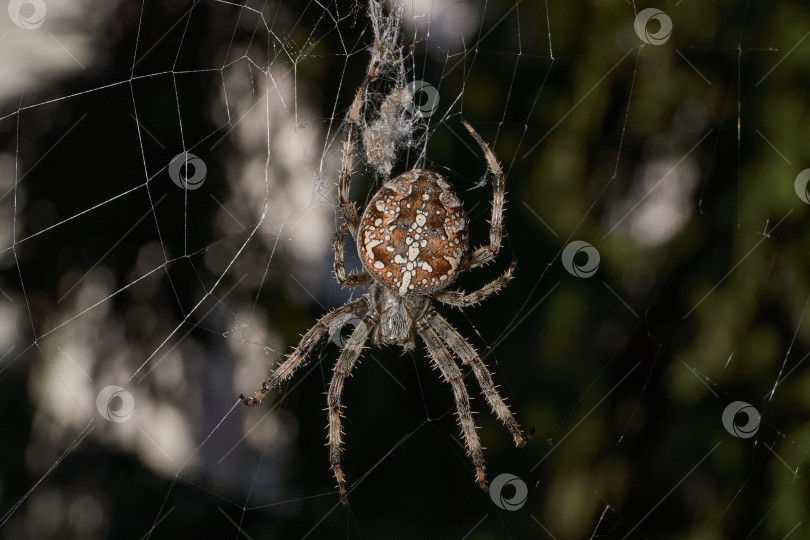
(358, 169, 468, 295)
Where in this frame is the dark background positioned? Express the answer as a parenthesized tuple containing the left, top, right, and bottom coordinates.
(1, 0, 810, 538)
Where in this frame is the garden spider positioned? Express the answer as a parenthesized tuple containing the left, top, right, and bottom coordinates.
(241, 62, 527, 503)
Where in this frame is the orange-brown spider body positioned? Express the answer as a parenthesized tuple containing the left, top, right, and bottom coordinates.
(358, 169, 469, 296)
(242, 59, 527, 505)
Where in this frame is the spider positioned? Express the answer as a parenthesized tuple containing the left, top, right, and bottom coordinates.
(241, 61, 527, 503)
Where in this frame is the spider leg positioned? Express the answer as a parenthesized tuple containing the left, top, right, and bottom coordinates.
(420, 323, 488, 491)
(460, 120, 506, 270)
(327, 315, 373, 504)
(427, 312, 527, 448)
(333, 222, 373, 288)
(434, 259, 515, 308)
(240, 297, 369, 406)
(339, 62, 379, 239)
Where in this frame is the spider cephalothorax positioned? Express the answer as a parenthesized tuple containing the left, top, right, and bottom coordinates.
(242, 60, 527, 504)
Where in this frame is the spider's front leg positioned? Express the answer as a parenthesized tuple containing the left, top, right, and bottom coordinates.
(428, 312, 527, 448)
(419, 322, 489, 491)
(460, 120, 507, 271)
(240, 297, 369, 406)
(327, 314, 373, 504)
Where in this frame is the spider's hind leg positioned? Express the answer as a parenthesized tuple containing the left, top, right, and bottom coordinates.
(338, 62, 379, 238)
(333, 222, 372, 288)
(459, 120, 507, 271)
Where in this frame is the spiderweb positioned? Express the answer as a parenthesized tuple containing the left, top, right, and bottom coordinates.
(1, 0, 810, 538)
